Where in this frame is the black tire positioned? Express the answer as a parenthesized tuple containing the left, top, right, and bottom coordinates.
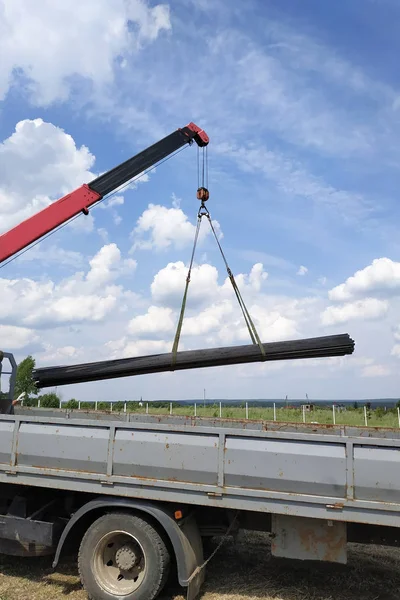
(78, 511, 170, 600)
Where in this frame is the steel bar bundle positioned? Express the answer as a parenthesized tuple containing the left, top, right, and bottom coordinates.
(33, 334, 355, 388)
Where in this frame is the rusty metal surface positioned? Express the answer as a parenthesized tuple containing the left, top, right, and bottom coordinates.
(271, 514, 347, 563)
(2, 409, 400, 529)
(15, 406, 400, 438)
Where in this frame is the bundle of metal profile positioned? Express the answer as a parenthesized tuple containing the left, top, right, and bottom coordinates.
(33, 333, 355, 388)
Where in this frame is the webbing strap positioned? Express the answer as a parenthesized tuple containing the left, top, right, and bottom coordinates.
(171, 204, 266, 367)
(206, 215, 266, 357)
(171, 214, 202, 367)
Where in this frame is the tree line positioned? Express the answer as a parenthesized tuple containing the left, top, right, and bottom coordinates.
(13, 356, 172, 409)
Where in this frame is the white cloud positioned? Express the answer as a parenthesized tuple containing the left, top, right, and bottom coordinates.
(361, 364, 391, 378)
(39, 344, 83, 365)
(131, 203, 222, 252)
(248, 263, 268, 291)
(0, 325, 38, 349)
(128, 306, 175, 337)
(151, 261, 219, 308)
(329, 258, 400, 301)
(181, 301, 234, 337)
(297, 265, 308, 276)
(86, 244, 136, 288)
(0, 119, 95, 233)
(391, 344, 400, 358)
(222, 306, 299, 345)
(0, 0, 171, 105)
(105, 337, 173, 359)
(100, 195, 124, 209)
(220, 263, 268, 297)
(0, 244, 135, 328)
(321, 298, 388, 326)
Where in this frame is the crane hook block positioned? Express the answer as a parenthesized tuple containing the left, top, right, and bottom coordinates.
(197, 187, 209, 202)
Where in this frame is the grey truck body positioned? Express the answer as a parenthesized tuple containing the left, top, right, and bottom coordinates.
(1, 407, 399, 528)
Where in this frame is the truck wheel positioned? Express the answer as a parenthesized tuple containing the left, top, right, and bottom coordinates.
(78, 512, 170, 600)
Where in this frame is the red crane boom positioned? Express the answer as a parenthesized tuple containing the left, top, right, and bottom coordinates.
(0, 122, 209, 264)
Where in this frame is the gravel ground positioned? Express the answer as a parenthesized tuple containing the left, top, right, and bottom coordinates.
(1, 531, 399, 600)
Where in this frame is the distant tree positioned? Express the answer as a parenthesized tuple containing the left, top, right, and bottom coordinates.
(39, 392, 61, 408)
(65, 399, 79, 409)
(15, 356, 38, 398)
(80, 402, 92, 410)
(353, 401, 358, 410)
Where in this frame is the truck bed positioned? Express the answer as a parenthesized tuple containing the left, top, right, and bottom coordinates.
(1, 408, 400, 528)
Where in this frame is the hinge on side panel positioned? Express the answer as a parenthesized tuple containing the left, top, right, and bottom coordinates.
(207, 492, 223, 498)
(101, 480, 114, 487)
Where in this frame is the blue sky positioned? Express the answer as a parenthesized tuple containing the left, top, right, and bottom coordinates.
(1, 0, 400, 402)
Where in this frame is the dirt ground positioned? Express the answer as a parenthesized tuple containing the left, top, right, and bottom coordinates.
(0, 531, 399, 600)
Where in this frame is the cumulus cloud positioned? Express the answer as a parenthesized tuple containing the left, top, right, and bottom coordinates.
(0, 243, 135, 328)
(391, 344, 400, 358)
(181, 301, 234, 337)
(131, 203, 222, 252)
(0, 119, 95, 233)
(128, 306, 175, 337)
(105, 337, 173, 359)
(130, 261, 296, 349)
(0, 325, 38, 349)
(151, 261, 220, 308)
(39, 344, 84, 365)
(0, 0, 171, 105)
(321, 298, 388, 325)
(329, 258, 400, 301)
(86, 244, 136, 288)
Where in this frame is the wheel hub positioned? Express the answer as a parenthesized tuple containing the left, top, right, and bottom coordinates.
(115, 543, 138, 571)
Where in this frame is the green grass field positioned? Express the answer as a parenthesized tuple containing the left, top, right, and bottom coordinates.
(135, 403, 399, 428)
(27, 398, 400, 428)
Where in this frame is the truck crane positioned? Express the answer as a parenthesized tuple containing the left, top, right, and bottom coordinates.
(0, 122, 209, 264)
(0, 121, 392, 600)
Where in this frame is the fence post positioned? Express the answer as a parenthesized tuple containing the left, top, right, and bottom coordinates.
(397, 407, 400, 428)
(332, 404, 336, 425)
(146, 402, 149, 414)
(95, 400, 98, 411)
(364, 406, 368, 426)
(59, 399, 62, 409)
(273, 403, 277, 422)
(302, 405, 305, 423)
(219, 402, 222, 418)
(78, 401, 81, 410)
(170, 402, 173, 415)
(246, 402, 249, 420)
(38, 398, 41, 408)
(124, 402, 127, 413)
(110, 402, 113, 412)
(194, 403, 197, 417)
